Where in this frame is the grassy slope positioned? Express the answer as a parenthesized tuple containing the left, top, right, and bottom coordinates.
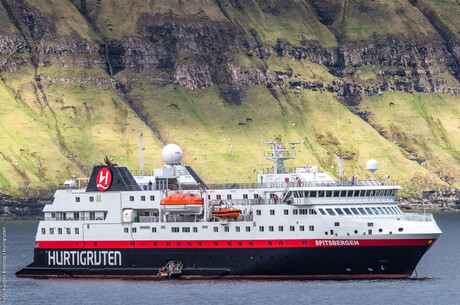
(0, 0, 458, 198)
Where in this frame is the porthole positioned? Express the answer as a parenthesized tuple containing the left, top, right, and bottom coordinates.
(398, 228, 404, 232)
(379, 228, 383, 233)
(354, 230, 358, 234)
(325, 231, 328, 235)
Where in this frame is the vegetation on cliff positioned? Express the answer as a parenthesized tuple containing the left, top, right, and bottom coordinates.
(0, 0, 459, 210)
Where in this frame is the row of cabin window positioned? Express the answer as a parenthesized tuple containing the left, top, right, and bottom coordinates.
(259, 209, 317, 216)
(42, 227, 80, 235)
(318, 206, 402, 217)
(50, 212, 104, 220)
(126, 225, 315, 233)
(213, 225, 315, 232)
(75, 195, 155, 202)
(293, 189, 397, 198)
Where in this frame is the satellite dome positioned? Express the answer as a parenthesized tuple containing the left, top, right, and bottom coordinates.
(366, 159, 378, 173)
(161, 144, 183, 165)
(311, 166, 319, 173)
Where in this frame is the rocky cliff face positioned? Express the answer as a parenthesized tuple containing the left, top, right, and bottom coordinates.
(0, 0, 459, 216)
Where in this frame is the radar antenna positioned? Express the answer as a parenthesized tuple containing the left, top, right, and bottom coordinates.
(263, 138, 300, 174)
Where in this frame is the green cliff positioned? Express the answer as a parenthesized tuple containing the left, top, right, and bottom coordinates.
(0, 0, 459, 215)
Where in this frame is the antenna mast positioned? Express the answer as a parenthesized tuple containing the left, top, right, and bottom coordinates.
(139, 129, 144, 175)
(338, 153, 343, 184)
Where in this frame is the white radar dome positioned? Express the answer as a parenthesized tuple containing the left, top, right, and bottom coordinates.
(366, 159, 379, 173)
(161, 144, 183, 165)
(311, 166, 319, 173)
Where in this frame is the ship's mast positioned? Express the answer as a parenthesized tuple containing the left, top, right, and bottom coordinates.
(263, 138, 299, 174)
(139, 129, 144, 176)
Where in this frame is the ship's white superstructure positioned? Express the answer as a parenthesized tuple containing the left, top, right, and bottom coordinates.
(18, 140, 441, 279)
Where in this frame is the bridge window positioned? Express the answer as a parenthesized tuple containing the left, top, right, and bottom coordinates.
(310, 191, 317, 197)
(334, 191, 340, 197)
(340, 190, 347, 197)
(347, 190, 353, 197)
(359, 207, 367, 215)
(343, 208, 352, 215)
(377, 207, 385, 214)
(318, 208, 326, 215)
(318, 191, 325, 197)
(365, 208, 373, 215)
(351, 208, 359, 215)
(371, 207, 380, 215)
(325, 208, 335, 215)
(309, 209, 317, 215)
(354, 190, 360, 197)
(335, 208, 344, 216)
(326, 191, 332, 197)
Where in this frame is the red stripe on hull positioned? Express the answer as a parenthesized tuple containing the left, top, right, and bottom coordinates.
(36, 238, 436, 249)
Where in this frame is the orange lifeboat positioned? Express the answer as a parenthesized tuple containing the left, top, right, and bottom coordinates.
(212, 207, 241, 219)
(160, 193, 203, 214)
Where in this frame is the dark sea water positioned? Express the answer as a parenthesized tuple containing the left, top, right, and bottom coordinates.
(2, 212, 460, 305)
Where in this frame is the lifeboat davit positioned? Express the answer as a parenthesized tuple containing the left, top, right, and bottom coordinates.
(212, 207, 241, 219)
(161, 193, 204, 214)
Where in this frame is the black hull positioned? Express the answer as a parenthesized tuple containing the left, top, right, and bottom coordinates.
(16, 245, 431, 279)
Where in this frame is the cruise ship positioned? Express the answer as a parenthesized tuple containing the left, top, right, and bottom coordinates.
(16, 139, 442, 279)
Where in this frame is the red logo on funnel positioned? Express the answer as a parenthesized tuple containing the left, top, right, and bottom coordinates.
(96, 168, 112, 191)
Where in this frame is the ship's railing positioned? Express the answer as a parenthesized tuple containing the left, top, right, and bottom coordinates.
(291, 196, 396, 205)
(206, 180, 398, 190)
(209, 199, 280, 206)
(401, 212, 434, 222)
(43, 217, 105, 221)
(261, 167, 298, 174)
